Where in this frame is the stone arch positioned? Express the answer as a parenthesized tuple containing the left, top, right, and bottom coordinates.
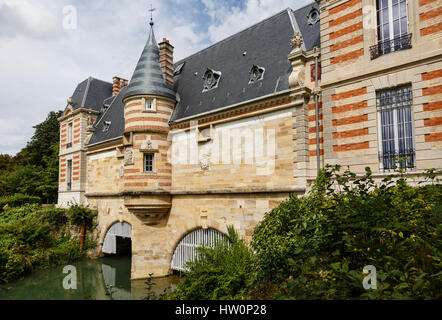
(170, 227, 229, 272)
(102, 221, 132, 255)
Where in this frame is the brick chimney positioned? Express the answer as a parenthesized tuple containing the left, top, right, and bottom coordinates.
(113, 76, 128, 96)
(159, 38, 174, 86)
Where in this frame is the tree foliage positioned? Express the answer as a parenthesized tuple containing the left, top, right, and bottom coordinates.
(252, 165, 442, 300)
(0, 110, 62, 203)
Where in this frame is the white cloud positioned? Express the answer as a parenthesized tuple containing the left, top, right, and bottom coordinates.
(0, 0, 314, 155)
(202, 0, 313, 42)
(0, 0, 60, 39)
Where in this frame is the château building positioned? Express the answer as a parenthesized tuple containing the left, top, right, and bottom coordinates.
(57, 0, 442, 279)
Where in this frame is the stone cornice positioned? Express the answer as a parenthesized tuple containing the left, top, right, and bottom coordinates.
(85, 187, 306, 198)
(170, 90, 295, 130)
(58, 108, 99, 122)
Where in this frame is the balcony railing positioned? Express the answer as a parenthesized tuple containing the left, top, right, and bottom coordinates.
(380, 148, 416, 172)
(370, 33, 412, 60)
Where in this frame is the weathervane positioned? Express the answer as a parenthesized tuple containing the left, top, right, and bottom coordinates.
(149, 4, 156, 26)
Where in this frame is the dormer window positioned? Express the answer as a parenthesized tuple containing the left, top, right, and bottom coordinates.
(103, 121, 111, 132)
(202, 68, 221, 92)
(307, 8, 320, 25)
(249, 65, 265, 84)
(100, 105, 109, 114)
(174, 62, 185, 76)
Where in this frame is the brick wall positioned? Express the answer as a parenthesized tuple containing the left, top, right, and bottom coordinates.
(320, 0, 364, 78)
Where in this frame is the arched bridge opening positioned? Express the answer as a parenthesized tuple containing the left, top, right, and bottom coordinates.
(171, 228, 229, 273)
(102, 221, 132, 256)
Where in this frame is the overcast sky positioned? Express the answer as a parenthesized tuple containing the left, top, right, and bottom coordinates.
(0, 0, 312, 155)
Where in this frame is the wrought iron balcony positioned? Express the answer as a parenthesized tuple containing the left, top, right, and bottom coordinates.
(370, 33, 412, 60)
(379, 148, 416, 172)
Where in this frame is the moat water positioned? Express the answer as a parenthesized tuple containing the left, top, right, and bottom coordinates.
(0, 255, 181, 300)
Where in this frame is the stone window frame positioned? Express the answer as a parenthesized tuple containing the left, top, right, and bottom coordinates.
(67, 122, 73, 149)
(143, 153, 155, 173)
(375, 83, 416, 172)
(67, 159, 73, 191)
(366, 0, 414, 60)
(142, 97, 157, 113)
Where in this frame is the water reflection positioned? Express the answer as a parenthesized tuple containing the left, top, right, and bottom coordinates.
(0, 256, 180, 300)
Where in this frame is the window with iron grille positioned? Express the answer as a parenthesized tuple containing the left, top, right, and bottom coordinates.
(371, 0, 411, 59)
(67, 122, 73, 149)
(67, 160, 73, 191)
(377, 85, 415, 171)
(144, 154, 154, 173)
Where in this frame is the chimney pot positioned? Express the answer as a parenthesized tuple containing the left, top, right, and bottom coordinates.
(112, 76, 128, 96)
(159, 39, 174, 86)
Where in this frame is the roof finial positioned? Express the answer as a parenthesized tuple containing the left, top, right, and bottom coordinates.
(149, 4, 156, 26)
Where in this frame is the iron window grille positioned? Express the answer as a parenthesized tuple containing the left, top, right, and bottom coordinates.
(377, 85, 415, 171)
(370, 33, 412, 60)
(144, 154, 154, 173)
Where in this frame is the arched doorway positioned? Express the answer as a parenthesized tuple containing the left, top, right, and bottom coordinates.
(102, 221, 132, 255)
(171, 228, 228, 272)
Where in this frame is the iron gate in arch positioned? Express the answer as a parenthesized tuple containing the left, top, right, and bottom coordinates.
(102, 221, 132, 254)
(171, 228, 228, 272)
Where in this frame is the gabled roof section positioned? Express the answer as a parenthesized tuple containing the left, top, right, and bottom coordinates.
(170, 3, 320, 123)
(123, 24, 176, 101)
(69, 77, 113, 112)
(87, 87, 127, 146)
(292, 3, 321, 51)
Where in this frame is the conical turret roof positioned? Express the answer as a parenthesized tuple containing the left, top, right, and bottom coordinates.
(123, 23, 176, 101)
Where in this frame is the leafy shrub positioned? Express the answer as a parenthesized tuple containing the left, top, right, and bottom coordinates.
(69, 205, 97, 229)
(0, 194, 41, 213)
(252, 166, 442, 299)
(167, 226, 255, 300)
(0, 204, 97, 283)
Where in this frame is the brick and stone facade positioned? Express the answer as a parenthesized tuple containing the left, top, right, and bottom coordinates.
(57, 1, 441, 279)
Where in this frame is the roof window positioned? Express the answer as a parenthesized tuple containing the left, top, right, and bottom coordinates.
(202, 68, 221, 92)
(103, 121, 111, 132)
(174, 62, 185, 76)
(307, 8, 320, 25)
(249, 65, 265, 84)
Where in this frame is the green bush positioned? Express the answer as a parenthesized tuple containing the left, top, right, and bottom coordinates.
(252, 166, 442, 299)
(69, 205, 97, 229)
(167, 226, 255, 300)
(0, 204, 97, 283)
(0, 194, 41, 213)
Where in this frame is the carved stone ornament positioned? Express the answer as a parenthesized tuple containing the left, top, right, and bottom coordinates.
(124, 148, 133, 165)
(142, 140, 153, 150)
(290, 31, 304, 50)
(199, 144, 211, 171)
(200, 155, 210, 171)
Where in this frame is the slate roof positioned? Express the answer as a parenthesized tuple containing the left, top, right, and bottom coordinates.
(69, 77, 113, 112)
(170, 4, 320, 122)
(87, 87, 127, 146)
(78, 2, 320, 146)
(123, 24, 176, 101)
